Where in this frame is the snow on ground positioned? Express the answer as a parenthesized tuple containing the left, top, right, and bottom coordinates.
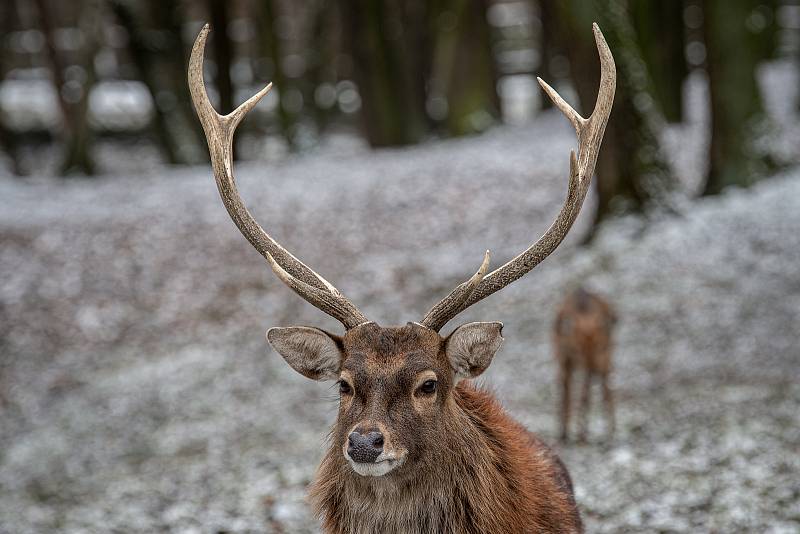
(1, 64, 800, 532)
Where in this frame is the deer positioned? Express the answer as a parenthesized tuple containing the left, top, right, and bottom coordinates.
(553, 286, 617, 443)
(189, 22, 614, 534)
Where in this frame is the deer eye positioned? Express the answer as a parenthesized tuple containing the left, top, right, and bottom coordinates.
(418, 379, 438, 395)
(338, 380, 352, 395)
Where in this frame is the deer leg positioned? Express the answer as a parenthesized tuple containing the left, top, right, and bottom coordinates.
(602, 372, 615, 440)
(577, 370, 592, 443)
(558, 363, 572, 442)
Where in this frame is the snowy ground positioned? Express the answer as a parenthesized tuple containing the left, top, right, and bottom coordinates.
(2, 64, 800, 532)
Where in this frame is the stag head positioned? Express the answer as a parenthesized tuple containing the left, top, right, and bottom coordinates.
(189, 23, 615, 477)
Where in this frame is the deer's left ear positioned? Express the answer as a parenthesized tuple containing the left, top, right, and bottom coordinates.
(266, 326, 343, 381)
(445, 322, 504, 381)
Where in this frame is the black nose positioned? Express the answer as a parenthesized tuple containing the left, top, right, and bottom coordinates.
(347, 431, 384, 463)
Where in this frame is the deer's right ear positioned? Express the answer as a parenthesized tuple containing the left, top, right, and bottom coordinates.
(266, 327, 343, 381)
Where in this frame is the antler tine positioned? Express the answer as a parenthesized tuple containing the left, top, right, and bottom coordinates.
(422, 23, 616, 331)
(189, 24, 369, 328)
(421, 250, 490, 331)
(537, 78, 584, 136)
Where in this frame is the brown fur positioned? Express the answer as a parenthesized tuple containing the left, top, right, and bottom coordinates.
(553, 287, 617, 442)
(307, 323, 583, 533)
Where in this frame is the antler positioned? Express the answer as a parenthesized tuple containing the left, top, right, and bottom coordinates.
(189, 24, 369, 329)
(421, 23, 616, 332)
(421, 250, 490, 330)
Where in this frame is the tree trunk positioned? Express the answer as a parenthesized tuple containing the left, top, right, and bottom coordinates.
(702, 0, 771, 195)
(537, 0, 562, 111)
(35, 0, 97, 176)
(0, 0, 24, 175)
(110, 0, 205, 165)
(341, 0, 428, 147)
(431, 0, 500, 136)
(306, 0, 335, 134)
(258, 0, 298, 149)
(629, 0, 687, 123)
(208, 0, 233, 116)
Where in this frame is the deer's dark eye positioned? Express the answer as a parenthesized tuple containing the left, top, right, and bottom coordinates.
(418, 379, 438, 395)
(339, 380, 352, 395)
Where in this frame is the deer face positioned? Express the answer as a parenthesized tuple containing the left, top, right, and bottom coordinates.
(267, 321, 503, 477)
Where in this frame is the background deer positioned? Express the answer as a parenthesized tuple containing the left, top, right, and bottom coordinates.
(189, 22, 614, 534)
(554, 287, 617, 442)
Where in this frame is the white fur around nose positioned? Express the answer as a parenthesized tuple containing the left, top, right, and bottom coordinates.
(445, 322, 504, 382)
(266, 326, 342, 381)
(346, 450, 408, 477)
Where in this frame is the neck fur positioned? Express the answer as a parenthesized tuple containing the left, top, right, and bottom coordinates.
(309, 384, 552, 534)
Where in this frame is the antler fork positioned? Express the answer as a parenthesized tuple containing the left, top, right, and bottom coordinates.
(188, 24, 369, 329)
(421, 24, 616, 332)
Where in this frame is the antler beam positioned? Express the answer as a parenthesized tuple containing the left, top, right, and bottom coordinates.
(189, 24, 369, 329)
(422, 23, 616, 331)
(421, 251, 490, 330)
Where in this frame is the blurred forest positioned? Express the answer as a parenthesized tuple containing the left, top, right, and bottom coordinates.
(0, 0, 798, 229)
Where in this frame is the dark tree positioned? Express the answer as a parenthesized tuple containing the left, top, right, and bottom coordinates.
(702, 0, 773, 195)
(306, 0, 340, 134)
(340, 0, 429, 146)
(208, 0, 233, 116)
(258, 0, 299, 148)
(35, 0, 98, 175)
(537, 0, 559, 111)
(110, 0, 205, 164)
(429, 0, 500, 135)
(629, 0, 687, 123)
(0, 0, 24, 175)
